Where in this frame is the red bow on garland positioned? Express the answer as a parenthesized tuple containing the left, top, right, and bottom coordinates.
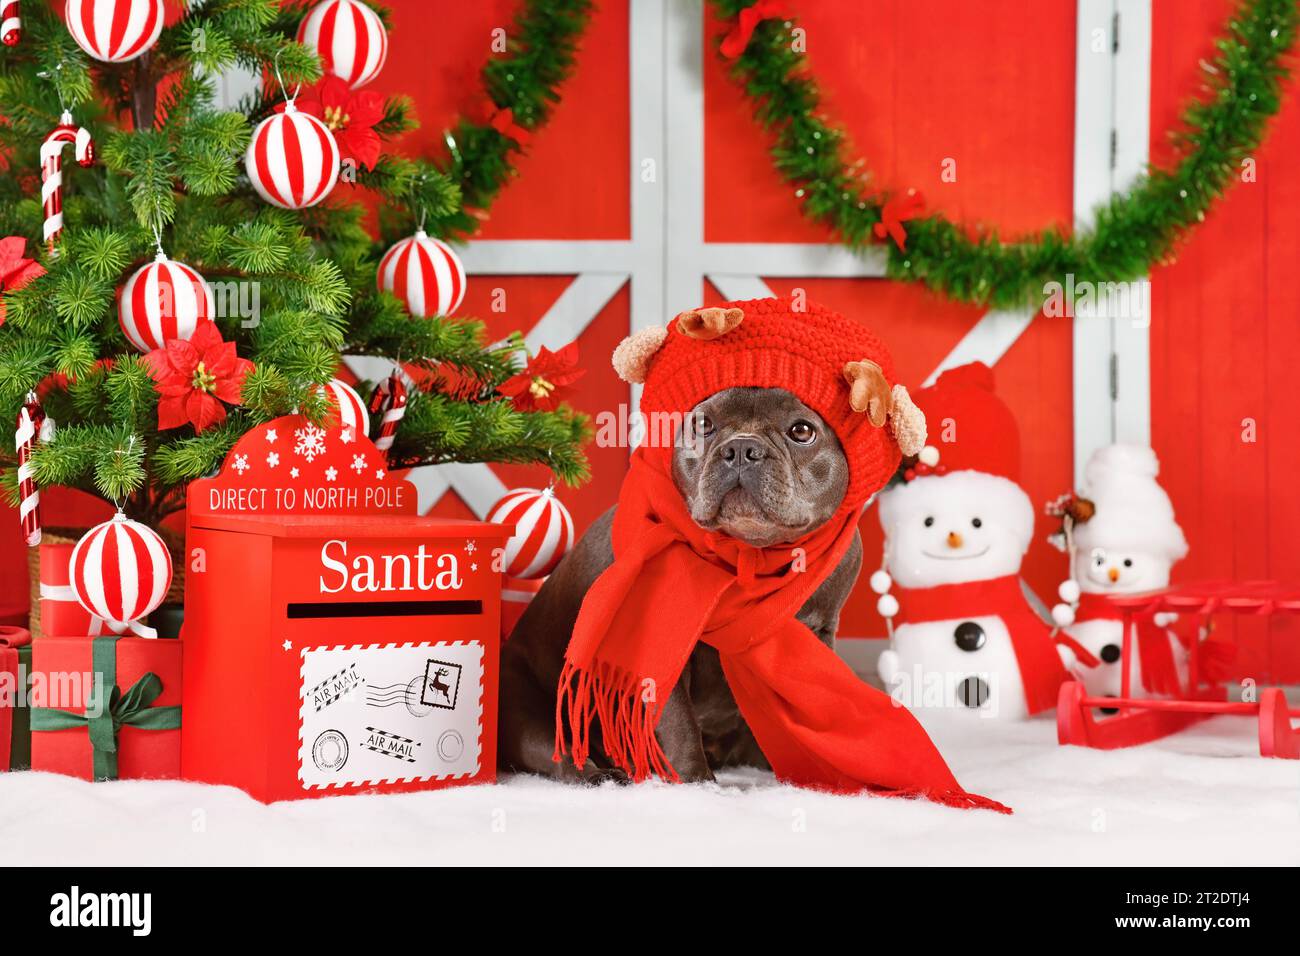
(720, 0, 785, 59)
(873, 189, 926, 251)
(490, 108, 532, 148)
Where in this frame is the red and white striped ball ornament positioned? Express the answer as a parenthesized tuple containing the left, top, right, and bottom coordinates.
(323, 378, 369, 438)
(245, 102, 340, 210)
(65, 0, 164, 63)
(69, 512, 173, 636)
(297, 0, 389, 89)
(486, 487, 575, 580)
(118, 252, 215, 353)
(377, 230, 466, 318)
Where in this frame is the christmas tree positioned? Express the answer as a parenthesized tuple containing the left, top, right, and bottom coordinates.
(0, 0, 592, 529)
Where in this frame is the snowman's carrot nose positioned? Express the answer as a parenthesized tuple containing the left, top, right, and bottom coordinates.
(947, 531, 963, 549)
(1108, 567, 1120, 582)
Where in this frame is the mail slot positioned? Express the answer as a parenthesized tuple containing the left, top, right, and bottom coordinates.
(180, 414, 510, 802)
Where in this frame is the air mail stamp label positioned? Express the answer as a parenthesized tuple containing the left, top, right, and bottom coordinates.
(309, 663, 361, 712)
(298, 641, 483, 788)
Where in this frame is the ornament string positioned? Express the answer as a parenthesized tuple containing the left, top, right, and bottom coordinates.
(271, 47, 302, 108)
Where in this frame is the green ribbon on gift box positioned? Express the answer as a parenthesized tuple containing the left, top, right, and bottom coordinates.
(30, 637, 181, 781)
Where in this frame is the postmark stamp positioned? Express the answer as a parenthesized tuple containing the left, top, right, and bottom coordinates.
(311, 729, 349, 772)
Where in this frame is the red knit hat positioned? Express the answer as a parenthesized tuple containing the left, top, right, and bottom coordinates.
(612, 296, 926, 510)
(908, 362, 1020, 482)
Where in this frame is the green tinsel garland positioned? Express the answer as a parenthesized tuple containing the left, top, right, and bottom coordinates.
(712, 0, 1298, 309)
(383, 0, 595, 242)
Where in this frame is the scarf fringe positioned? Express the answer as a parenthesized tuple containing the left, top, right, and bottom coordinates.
(887, 787, 1013, 815)
(553, 659, 680, 783)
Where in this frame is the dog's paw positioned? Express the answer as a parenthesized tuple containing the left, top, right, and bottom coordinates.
(582, 766, 632, 787)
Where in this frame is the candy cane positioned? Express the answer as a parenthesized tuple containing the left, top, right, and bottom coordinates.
(368, 373, 408, 455)
(1, 1, 19, 46)
(41, 111, 95, 254)
(16, 391, 45, 548)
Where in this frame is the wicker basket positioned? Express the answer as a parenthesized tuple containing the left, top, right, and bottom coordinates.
(26, 525, 187, 639)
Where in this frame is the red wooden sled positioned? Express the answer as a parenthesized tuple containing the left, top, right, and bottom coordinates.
(1056, 582, 1300, 759)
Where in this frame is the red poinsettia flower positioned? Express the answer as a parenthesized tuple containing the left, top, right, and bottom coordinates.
(498, 342, 586, 413)
(279, 76, 384, 172)
(144, 322, 254, 433)
(0, 236, 45, 326)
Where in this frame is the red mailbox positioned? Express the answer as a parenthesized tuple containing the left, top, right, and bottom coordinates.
(180, 414, 509, 802)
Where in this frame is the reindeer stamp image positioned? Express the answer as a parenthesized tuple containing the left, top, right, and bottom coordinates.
(298, 640, 484, 789)
(421, 660, 463, 710)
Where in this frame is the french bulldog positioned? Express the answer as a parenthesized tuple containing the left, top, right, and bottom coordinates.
(498, 385, 862, 783)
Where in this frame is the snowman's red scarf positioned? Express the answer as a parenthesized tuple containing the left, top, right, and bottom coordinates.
(1071, 593, 1182, 696)
(890, 576, 1067, 715)
(554, 449, 1010, 813)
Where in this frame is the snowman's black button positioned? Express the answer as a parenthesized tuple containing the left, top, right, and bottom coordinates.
(953, 621, 985, 652)
(1100, 643, 1122, 664)
(956, 676, 990, 708)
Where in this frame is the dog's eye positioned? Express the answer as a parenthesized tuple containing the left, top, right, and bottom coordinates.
(694, 415, 714, 437)
(924, 516, 934, 528)
(787, 420, 816, 444)
(971, 517, 982, 529)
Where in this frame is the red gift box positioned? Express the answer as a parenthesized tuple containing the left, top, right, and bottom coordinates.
(29, 636, 182, 781)
(39, 542, 94, 638)
(0, 627, 32, 771)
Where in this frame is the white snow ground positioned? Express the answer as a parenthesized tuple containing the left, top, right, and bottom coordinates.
(2, 708, 1297, 866)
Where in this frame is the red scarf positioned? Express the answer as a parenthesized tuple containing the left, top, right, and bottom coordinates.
(1071, 593, 1182, 696)
(890, 576, 1068, 715)
(554, 449, 1010, 813)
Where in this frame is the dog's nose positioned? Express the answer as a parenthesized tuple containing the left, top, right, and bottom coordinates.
(946, 531, 963, 549)
(1108, 567, 1120, 583)
(721, 437, 766, 468)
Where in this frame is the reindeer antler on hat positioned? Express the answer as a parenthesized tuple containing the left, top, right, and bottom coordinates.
(610, 297, 926, 509)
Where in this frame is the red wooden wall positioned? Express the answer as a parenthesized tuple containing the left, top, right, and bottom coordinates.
(1150, 0, 1300, 681)
(3, 1, 1298, 681)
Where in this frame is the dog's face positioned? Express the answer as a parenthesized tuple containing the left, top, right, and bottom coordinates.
(671, 387, 849, 548)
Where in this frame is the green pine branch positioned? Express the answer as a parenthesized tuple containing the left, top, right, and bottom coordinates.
(0, 0, 591, 522)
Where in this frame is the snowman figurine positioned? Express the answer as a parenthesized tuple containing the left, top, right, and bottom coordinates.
(873, 363, 1067, 720)
(1049, 444, 1190, 701)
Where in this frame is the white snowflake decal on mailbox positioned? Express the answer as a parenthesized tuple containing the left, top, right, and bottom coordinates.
(293, 423, 327, 463)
